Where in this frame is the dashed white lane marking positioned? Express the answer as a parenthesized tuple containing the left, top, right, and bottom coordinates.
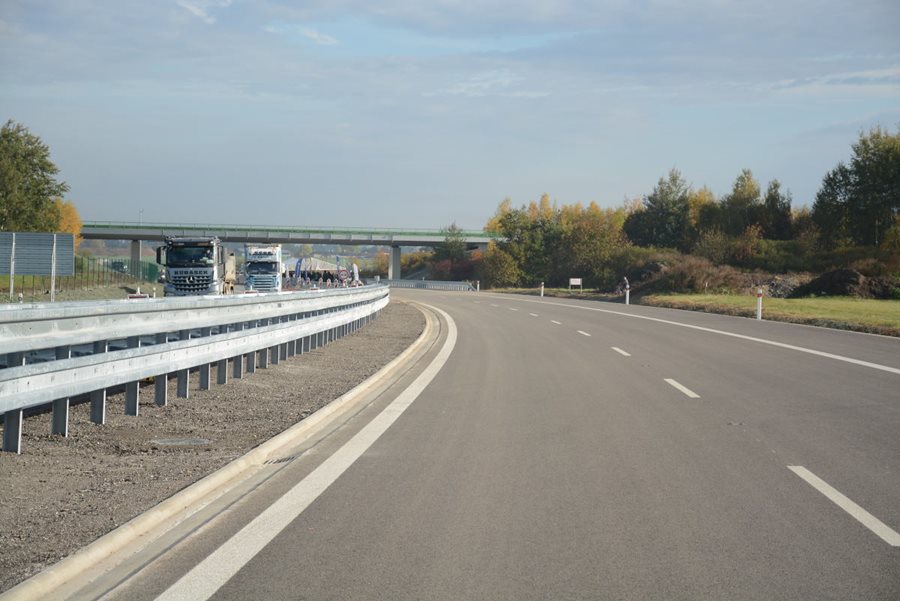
(490, 304, 499, 307)
(788, 466, 900, 546)
(529, 313, 539, 317)
(577, 330, 591, 337)
(512, 298, 900, 376)
(611, 347, 631, 357)
(155, 305, 459, 601)
(664, 378, 700, 398)
(551, 320, 562, 325)
(509, 308, 519, 311)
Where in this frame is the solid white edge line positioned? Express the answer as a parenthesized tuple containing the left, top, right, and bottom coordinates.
(155, 304, 458, 601)
(611, 347, 631, 357)
(788, 466, 900, 546)
(664, 378, 700, 398)
(577, 330, 591, 337)
(500, 297, 900, 376)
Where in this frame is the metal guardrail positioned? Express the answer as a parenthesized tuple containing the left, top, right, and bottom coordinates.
(382, 279, 476, 292)
(0, 285, 389, 454)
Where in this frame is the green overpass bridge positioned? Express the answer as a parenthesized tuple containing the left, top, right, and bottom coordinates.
(81, 222, 499, 280)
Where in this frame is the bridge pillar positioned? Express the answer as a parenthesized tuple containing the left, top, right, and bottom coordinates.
(130, 240, 141, 279)
(388, 245, 401, 280)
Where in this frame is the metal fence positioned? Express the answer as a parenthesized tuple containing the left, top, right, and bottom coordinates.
(382, 279, 476, 292)
(1, 256, 159, 303)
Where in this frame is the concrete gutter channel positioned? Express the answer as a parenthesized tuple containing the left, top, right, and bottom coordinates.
(1, 302, 441, 601)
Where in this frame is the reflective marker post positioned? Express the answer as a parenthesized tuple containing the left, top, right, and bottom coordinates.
(756, 287, 763, 320)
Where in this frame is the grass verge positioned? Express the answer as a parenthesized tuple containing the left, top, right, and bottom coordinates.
(642, 294, 900, 337)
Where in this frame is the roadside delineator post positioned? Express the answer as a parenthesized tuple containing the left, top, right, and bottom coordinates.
(540, 282, 544, 297)
(756, 287, 763, 320)
(624, 276, 630, 306)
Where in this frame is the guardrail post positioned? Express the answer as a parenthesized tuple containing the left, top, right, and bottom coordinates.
(155, 374, 168, 407)
(199, 363, 211, 390)
(233, 355, 244, 379)
(247, 351, 257, 373)
(258, 348, 268, 369)
(125, 337, 141, 416)
(90, 340, 109, 424)
(271, 346, 280, 366)
(218, 358, 229, 384)
(177, 368, 190, 398)
(3, 410, 23, 454)
(51, 345, 72, 436)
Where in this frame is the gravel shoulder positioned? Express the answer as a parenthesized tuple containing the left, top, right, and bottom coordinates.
(0, 300, 425, 593)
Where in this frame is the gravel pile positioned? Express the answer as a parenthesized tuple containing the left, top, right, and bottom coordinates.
(0, 300, 424, 593)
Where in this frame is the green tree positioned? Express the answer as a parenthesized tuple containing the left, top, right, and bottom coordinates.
(761, 179, 793, 240)
(812, 127, 900, 247)
(623, 168, 691, 249)
(720, 169, 762, 236)
(478, 241, 521, 288)
(0, 120, 69, 232)
(433, 222, 468, 264)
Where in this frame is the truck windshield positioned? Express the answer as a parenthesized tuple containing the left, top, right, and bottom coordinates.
(167, 246, 215, 267)
(246, 262, 278, 274)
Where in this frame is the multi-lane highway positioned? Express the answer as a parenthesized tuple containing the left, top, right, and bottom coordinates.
(61, 290, 900, 600)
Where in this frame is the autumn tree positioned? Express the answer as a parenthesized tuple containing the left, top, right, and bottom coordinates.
(0, 120, 69, 232)
(54, 197, 83, 248)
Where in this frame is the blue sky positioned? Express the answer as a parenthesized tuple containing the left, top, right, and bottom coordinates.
(1, 0, 898, 229)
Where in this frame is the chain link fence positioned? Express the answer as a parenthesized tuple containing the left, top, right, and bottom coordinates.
(2, 256, 160, 304)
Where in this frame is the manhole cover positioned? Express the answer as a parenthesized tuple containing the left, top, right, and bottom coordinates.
(151, 438, 211, 446)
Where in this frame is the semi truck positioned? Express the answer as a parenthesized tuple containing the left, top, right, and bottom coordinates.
(155, 237, 236, 296)
(244, 245, 283, 292)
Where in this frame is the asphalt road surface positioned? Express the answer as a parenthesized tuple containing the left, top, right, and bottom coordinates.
(77, 290, 900, 600)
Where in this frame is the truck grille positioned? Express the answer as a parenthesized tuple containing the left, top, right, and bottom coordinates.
(170, 269, 213, 293)
(247, 276, 278, 291)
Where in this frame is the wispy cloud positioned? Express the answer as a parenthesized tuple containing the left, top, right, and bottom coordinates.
(301, 28, 338, 46)
(176, 0, 232, 25)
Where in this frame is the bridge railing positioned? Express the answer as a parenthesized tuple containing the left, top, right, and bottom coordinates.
(0, 285, 389, 454)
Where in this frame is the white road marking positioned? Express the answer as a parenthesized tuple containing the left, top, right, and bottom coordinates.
(788, 466, 900, 546)
(665, 378, 700, 398)
(611, 347, 631, 357)
(551, 320, 561, 325)
(505, 297, 900, 375)
(509, 307, 519, 311)
(490, 304, 499, 307)
(529, 313, 539, 317)
(577, 330, 591, 337)
(154, 305, 459, 601)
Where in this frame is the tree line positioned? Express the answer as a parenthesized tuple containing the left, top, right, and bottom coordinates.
(461, 127, 899, 290)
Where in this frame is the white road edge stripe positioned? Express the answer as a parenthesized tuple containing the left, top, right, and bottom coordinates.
(788, 466, 900, 546)
(577, 330, 591, 337)
(506, 297, 900, 375)
(611, 347, 631, 357)
(154, 304, 458, 601)
(664, 378, 700, 398)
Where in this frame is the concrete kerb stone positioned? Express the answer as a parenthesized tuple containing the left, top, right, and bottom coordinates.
(1, 302, 439, 601)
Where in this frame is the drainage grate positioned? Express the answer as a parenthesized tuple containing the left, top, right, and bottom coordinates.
(265, 455, 298, 465)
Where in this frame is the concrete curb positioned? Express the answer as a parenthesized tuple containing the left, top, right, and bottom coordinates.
(1, 302, 439, 601)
